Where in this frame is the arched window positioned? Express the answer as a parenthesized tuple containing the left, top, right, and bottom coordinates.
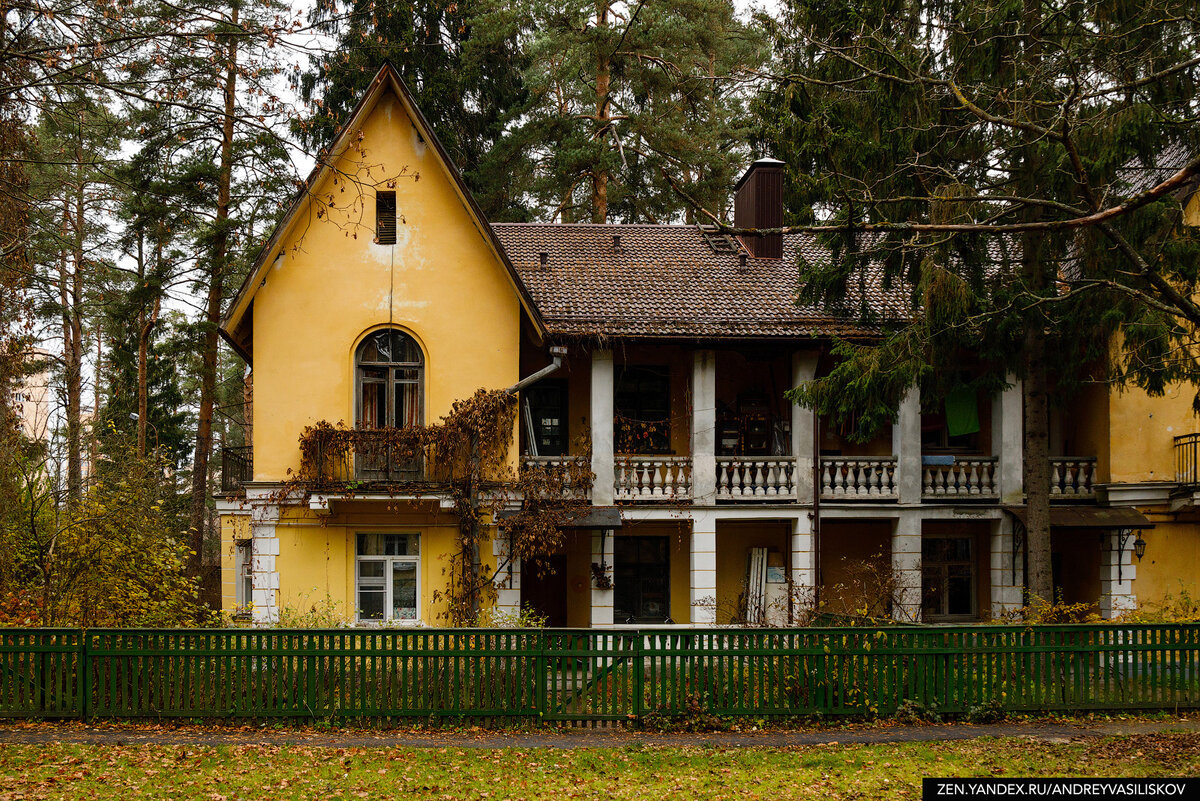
(356, 329, 424, 429)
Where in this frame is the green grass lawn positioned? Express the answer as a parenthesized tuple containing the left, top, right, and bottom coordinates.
(1, 733, 1198, 800)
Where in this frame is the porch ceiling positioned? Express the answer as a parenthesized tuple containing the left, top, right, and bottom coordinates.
(1003, 505, 1155, 529)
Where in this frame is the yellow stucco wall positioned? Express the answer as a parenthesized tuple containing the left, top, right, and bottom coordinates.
(267, 503, 498, 624)
(249, 86, 523, 481)
(1107, 383, 1197, 484)
(1134, 515, 1200, 608)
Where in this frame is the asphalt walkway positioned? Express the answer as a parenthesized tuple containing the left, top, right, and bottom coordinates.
(1, 718, 1198, 749)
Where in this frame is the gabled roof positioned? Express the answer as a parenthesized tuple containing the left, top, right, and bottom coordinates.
(491, 223, 913, 340)
(220, 64, 545, 363)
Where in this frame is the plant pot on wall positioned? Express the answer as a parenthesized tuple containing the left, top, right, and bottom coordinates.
(591, 561, 612, 590)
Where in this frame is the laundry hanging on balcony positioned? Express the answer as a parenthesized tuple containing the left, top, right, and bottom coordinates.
(945, 387, 980, 437)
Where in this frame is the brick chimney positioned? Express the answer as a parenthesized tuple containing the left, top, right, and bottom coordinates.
(733, 158, 785, 259)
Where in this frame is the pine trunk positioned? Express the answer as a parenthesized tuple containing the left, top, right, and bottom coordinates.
(591, 0, 609, 223)
(1023, 326, 1053, 605)
(188, 5, 238, 584)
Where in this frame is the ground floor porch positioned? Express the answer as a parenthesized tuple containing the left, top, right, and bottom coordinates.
(216, 492, 1150, 626)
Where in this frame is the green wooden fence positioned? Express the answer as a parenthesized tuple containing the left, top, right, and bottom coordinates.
(3, 624, 1199, 723)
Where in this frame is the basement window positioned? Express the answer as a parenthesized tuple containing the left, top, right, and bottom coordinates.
(376, 190, 397, 244)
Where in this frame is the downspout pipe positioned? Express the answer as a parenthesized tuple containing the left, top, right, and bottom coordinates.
(505, 345, 567, 395)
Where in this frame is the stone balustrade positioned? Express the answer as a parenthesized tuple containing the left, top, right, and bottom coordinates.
(716, 457, 797, 500)
(820, 457, 898, 499)
(614, 456, 693, 501)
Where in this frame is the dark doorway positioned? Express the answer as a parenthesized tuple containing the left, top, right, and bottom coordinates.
(520, 554, 568, 627)
(614, 536, 671, 623)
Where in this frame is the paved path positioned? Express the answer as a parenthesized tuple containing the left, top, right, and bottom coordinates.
(1, 719, 1198, 749)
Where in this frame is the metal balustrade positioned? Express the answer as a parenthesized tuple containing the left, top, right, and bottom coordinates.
(1176, 434, 1200, 487)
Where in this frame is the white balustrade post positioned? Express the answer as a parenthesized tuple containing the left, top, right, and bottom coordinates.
(892, 509, 922, 622)
(591, 529, 615, 628)
(691, 516, 718, 625)
(591, 349, 615, 505)
(993, 373, 1024, 504)
(792, 351, 820, 504)
(893, 385, 922, 504)
(692, 350, 717, 505)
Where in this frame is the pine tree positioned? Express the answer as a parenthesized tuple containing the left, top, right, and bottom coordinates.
(296, 0, 531, 219)
(504, 0, 765, 223)
(755, 0, 1200, 606)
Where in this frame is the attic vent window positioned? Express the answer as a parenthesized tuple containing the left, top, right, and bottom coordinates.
(376, 190, 397, 245)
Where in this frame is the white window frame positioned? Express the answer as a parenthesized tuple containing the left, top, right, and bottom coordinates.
(234, 539, 253, 615)
(355, 532, 421, 625)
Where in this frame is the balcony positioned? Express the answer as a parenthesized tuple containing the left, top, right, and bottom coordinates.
(219, 446, 252, 493)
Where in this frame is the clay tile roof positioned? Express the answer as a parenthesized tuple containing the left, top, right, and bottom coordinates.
(491, 223, 911, 341)
(1117, 140, 1196, 197)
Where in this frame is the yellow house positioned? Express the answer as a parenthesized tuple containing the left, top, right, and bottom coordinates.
(216, 65, 1197, 626)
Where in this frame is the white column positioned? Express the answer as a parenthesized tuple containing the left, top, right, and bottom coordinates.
(990, 517, 1024, 616)
(892, 509, 922, 622)
(792, 351, 820, 504)
(591, 529, 615, 627)
(993, 373, 1024, 504)
(591, 350, 615, 506)
(690, 515, 717, 625)
(250, 502, 280, 625)
(1100, 530, 1137, 619)
(691, 350, 717, 505)
(893, 385, 922, 504)
(790, 513, 816, 621)
(492, 536, 521, 619)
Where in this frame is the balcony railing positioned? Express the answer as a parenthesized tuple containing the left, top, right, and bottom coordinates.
(1050, 457, 1097, 498)
(717, 457, 797, 500)
(922, 457, 998, 498)
(219, 446, 252, 493)
(820, 457, 898, 499)
(1177, 434, 1200, 487)
(615, 456, 692, 501)
(304, 429, 427, 487)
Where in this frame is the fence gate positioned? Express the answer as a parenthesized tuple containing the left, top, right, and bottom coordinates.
(542, 630, 640, 723)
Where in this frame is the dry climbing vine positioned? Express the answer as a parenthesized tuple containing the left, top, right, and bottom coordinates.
(292, 388, 593, 624)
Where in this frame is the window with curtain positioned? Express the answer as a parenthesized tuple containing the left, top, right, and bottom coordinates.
(356, 329, 424, 429)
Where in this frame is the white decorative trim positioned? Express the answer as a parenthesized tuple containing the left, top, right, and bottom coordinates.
(1097, 481, 1176, 507)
